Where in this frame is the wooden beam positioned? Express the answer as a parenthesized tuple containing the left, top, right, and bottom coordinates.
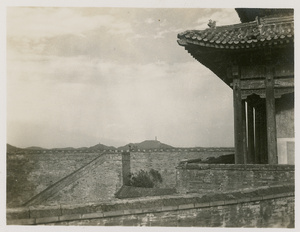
(265, 66, 278, 164)
(240, 64, 294, 79)
(239, 78, 294, 90)
(241, 65, 265, 79)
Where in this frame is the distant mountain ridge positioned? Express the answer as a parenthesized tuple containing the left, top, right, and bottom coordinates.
(6, 141, 233, 153)
(118, 140, 173, 150)
(6, 140, 173, 153)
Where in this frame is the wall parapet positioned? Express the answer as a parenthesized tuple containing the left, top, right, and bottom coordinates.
(176, 163, 294, 195)
(177, 163, 295, 171)
(7, 184, 294, 226)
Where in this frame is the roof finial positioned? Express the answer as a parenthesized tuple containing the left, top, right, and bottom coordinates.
(208, 19, 216, 29)
(256, 16, 263, 34)
(255, 16, 261, 25)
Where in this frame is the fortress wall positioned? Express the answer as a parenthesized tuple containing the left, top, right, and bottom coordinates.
(7, 152, 99, 207)
(176, 163, 294, 194)
(7, 149, 234, 207)
(44, 153, 123, 206)
(130, 150, 233, 188)
(7, 185, 294, 227)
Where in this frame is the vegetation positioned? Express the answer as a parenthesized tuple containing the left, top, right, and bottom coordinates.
(128, 169, 163, 188)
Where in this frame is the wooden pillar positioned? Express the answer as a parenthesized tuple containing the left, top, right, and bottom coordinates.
(242, 100, 247, 163)
(260, 106, 268, 164)
(265, 66, 278, 164)
(232, 66, 247, 164)
(247, 103, 255, 163)
(254, 105, 261, 163)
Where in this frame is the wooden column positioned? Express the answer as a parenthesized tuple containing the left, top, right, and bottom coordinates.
(242, 100, 247, 163)
(254, 105, 261, 163)
(265, 66, 278, 164)
(232, 66, 247, 164)
(247, 103, 255, 163)
(260, 106, 268, 164)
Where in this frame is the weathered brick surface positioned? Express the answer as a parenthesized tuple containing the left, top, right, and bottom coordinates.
(44, 195, 294, 227)
(176, 164, 294, 194)
(6, 208, 30, 219)
(7, 185, 294, 227)
(45, 154, 123, 205)
(130, 151, 231, 188)
(29, 205, 62, 218)
(7, 152, 99, 207)
(7, 150, 231, 207)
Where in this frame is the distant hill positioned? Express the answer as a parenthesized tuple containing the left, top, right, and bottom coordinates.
(87, 143, 116, 151)
(52, 147, 75, 150)
(7, 141, 233, 153)
(7, 144, 23, 153)
(118, 140, 173, 150)
(25, 146, 48, 150)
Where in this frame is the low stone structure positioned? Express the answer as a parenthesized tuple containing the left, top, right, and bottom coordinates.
(7, 185, 294, 227)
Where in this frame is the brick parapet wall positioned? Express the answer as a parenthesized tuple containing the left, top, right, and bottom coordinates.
(7, 184, 294, 227)
(176, 164, 294, 194)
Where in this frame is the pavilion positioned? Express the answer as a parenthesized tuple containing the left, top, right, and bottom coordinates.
(177, 8, 294, 164)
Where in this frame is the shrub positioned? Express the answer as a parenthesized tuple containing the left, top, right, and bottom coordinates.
(128, 169, 163, 188)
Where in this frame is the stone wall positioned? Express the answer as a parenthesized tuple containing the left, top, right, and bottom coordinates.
(44, 153, 123, 206)
(7, 149, 233, 207)
(175, 163, 294, 194)
(7, 185, 294, 227)
(7, 152, 99, 207)
(130, 150, 233, 188)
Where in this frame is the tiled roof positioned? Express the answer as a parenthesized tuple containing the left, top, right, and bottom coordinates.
(177, 15, 294, 50)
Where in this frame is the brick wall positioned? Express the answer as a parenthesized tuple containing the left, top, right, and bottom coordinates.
(130, 150, 232, 188)
(44, 153, 123, 205)
(7, 152, 99, 207)
(175, 163, 294, 194)
(7, 149, 233, 207)
(7, 185, 294, 227)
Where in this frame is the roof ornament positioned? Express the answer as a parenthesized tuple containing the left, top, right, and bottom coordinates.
(256, 16, 263, 34)
(208, 19, 216, 29)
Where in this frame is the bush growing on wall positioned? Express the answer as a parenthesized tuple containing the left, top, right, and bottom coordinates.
(128, 169, 162, 188)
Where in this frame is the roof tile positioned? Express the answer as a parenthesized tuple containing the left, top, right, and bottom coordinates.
(178, 15, 293, 50)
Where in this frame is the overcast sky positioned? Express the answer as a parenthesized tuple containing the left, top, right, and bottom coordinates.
(6, 7, 241, 148)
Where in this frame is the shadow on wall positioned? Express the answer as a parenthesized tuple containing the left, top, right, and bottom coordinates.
(115, 185, 176, 199)
(185, 154, 235, 164)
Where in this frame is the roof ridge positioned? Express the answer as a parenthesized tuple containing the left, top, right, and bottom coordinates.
(206, 14, 293, 32)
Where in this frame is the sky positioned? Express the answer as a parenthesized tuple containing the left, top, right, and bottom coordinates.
(6, 7, 241, 149)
